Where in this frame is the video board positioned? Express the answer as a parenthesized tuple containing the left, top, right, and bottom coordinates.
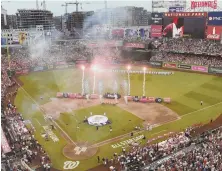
(163, 12, 207, 39)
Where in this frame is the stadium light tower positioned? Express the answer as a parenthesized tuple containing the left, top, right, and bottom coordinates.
(127, 65, 131, 95)
(143, 67, 146, 96)
(92, 65, 97, 94)
(81, 65, 85, 95)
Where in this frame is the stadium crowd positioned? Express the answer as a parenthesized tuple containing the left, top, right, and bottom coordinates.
(102, 126, 222, 171)
(150, 53, 222, 67)
(159, 39, 222, 56)
(1, 37, 222, 171)
(1, 96, 52, 170)
(150, 38, 222, 67)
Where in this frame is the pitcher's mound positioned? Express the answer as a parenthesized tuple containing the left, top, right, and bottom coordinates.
(63, 142, 98, 160)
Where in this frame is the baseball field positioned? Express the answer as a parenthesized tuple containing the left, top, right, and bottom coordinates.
(14, 66, 222, 170)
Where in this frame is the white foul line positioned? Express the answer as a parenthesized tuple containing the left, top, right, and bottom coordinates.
(34, 118, 41, 126)
(182, 101, 222, 118)
(13, 78, 77, 146)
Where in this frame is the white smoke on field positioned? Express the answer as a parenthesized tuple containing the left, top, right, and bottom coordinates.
(82, 8, 129, 94)
(28, 29, 62, 58)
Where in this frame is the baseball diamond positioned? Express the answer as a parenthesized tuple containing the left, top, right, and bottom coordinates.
(1, 7, 222, 171)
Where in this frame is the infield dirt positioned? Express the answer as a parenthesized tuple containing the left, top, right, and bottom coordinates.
(40, 98, 180, 160)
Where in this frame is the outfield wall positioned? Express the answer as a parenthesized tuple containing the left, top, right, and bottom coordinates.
(11, 60, 222, 76)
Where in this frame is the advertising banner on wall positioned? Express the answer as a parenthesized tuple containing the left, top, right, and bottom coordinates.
(178, 64, 191, 70)
(33, 66, 44, 72)
(208, 67, 222, 74)
(88, 40, 123, 47)
(150, 25, 162, 38)
(208, 12, 222, 26)
(151, 13, 163, 25)
(15, 69, 29, 75)
(1, 38, 7, 45)
(19, 32, 27, 45)
(207, 26, 222, 40)
(124, 43, 145, 49)
(149, 61, 162, 67)
(163, 62, 177, 68)
(169, 7, 184, 12)
(191, 65, 208, 72)
(111, 29, 124, 39)
(1, 127, 11, 154)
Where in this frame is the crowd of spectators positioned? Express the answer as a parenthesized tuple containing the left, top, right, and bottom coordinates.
(1, 94, 52, 170)
(146, 127, 222, 171)
(100, 126, 222, 171)
(1, 49, 55, 170)
(1, 37, 222, 171)
(159, 39, 222, 56)
(151, 53, 222, 67)
(149, 38, 222, 68)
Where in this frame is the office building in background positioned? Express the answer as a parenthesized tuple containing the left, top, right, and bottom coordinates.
(16, 9, 53, 30)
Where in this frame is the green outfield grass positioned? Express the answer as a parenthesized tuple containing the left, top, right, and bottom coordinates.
(14, 67, 222, 170)
(57, 105, 143, 143)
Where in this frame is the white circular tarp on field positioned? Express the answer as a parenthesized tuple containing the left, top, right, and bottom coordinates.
(87, 115, 108, 126)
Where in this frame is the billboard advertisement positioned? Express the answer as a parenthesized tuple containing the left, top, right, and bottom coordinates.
(124, 43, 145, 49)
(149, 61, 162, 67)
(191, 0, 217, 10)
(207, 26, 222, 40)
(163, 62, 177, 68)
(178, 64, 191, 70)
(1, 127, 11, 154)
(150, 25, 162, 38)
(88, 40, 123, 47)
(208, 67, 222, 74)
(151, 13, 163, 25)
(169, 7, 184, 12)
(1, 38, 7, 45)
(112, 29, 124, 39)
(163, 12, 207, 38)
(208, 12, 222, 26)
(19, 32, 27, 45)
(191, 65, 208, 72)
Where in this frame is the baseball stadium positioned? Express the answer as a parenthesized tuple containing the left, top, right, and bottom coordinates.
(1, 3, 222, 171)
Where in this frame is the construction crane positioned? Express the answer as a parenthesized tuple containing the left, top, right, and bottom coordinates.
(36, 0, 39, 9)
(42, 0, 46, 10)
(61, 0, 91, 15)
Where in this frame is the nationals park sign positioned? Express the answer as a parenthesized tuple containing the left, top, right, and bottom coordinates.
(190, 0, 217, 9)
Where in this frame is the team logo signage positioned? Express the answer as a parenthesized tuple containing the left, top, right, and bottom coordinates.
(150, 25, 162, 38)
(151, 13, 163, 25)
(207, 26, 222, 40)
(63, 161, 80, 170)
(164, 12, 207, 17)
(74, 146, 87, 155)
(191, 0, 217, 9)
(208, 12, 222, 26)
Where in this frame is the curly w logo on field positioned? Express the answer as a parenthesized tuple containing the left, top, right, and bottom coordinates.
(63, 161, 80, 170)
